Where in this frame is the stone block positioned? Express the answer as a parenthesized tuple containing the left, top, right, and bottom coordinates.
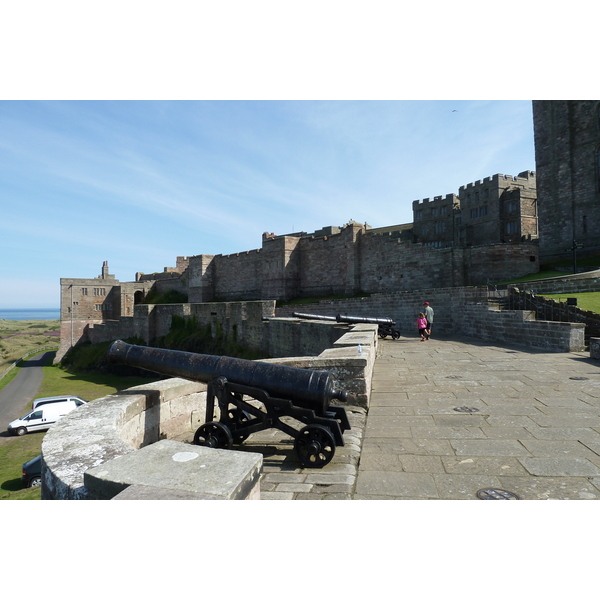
(84, 439, 263, 500)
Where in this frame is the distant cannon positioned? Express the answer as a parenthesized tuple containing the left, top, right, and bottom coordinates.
(336, 314, 401, 340)
(106, 340, 350, 468)
(292, 311, 400, 339)
(291, 312, 337, 321)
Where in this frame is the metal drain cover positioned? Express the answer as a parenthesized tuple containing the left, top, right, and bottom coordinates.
(454, 406, 480, 413)
(476, 488, 520, 500)
(570, 377, 589, 381)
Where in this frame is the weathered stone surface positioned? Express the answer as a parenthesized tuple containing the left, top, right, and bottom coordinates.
(84, 440, 262, 500)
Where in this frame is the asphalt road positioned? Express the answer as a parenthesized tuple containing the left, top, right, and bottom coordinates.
(0, 351, 52, 435)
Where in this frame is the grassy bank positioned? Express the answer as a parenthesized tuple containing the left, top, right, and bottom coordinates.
(0, 319, 60, 371)
(537, 291, 600, 314)
(0, 347, 158, 501)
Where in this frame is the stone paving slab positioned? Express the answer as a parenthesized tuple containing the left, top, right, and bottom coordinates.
(356, 336, 600, 501)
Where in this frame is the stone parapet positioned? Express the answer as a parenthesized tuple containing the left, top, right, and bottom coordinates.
(41, 378, 208, 499)
(41, 321, 377, 500)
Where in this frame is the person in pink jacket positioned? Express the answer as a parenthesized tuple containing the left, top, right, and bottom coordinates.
(417, 312, 429, 341)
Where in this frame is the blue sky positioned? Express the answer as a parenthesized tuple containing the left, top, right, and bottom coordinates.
(1, 2, 594, 310)
(0, 100, 536, 308)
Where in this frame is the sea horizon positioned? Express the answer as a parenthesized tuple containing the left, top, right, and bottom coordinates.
(0, 308, 60, 320)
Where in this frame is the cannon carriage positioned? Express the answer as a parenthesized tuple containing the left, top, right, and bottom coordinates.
(106, 340, 350, 468)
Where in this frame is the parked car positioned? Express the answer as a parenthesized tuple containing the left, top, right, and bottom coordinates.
(32, 395, 86, 410)
(22, 455, 42, 487)
(8, 397, 86, 436)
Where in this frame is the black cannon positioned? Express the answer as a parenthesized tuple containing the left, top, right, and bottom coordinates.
(291, 312, 337, 322)
(336, 314, 401, 339)
(106, 340, 350, 468)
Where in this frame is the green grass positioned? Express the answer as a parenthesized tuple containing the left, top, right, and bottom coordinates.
(0, 432, 45, 499)
(494, 270, 572, 286)
(0, 351, 159, 501)
(538, 291, 600, 314)
(36, 352, 159, 403)
(277, 293, 372, 307)
(0, 364, 20, 392)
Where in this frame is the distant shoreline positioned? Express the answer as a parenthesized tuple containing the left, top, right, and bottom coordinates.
(0, 309, 60, 321)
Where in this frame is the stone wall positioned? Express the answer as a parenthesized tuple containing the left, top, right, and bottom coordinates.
(276, 285, 585, 352)
(186, 228, 538, 303)
(533, 101, 600, 264)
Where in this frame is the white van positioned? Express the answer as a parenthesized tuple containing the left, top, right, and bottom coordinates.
(32, 395, 86, 410)
(8, 399, 85, 436)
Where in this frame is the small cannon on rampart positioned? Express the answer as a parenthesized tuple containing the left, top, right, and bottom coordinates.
(335, 314, 401, 339)
(106, 340, 350, 468)
(291, 312, 337, 322)
(292, 311, 401, 339)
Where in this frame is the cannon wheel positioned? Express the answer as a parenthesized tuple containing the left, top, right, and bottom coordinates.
(378, 331, 388, 339)
(193, 421, 233, 449)
(392, 331, 401, 340)
(227, 407, 253, 444)
(295, 424, 336, 468)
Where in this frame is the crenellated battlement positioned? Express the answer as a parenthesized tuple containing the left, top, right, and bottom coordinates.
(413, 193, 457, 207)
(460, 171, 536, 192)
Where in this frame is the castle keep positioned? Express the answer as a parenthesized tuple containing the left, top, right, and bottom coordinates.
(533, 100, 600, 264)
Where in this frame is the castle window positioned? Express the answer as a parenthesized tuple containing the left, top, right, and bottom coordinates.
(470, 206, 488, 219)
(506, 201, 518, 214)
(434, 222, 446, 234)
(506, 221, 518, 234)
(431, 207, 438, 217)
(81, 288, 88, 295)
(415, 210, 423, 220)
(484, 188, 489, 199)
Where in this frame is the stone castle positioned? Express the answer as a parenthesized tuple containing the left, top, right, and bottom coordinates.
(57, 101, 600, 360)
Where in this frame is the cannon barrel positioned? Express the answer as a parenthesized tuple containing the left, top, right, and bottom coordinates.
(106, 340, 347, 414)
(336, 314, 396, 326)
(292, 312, 337, 321)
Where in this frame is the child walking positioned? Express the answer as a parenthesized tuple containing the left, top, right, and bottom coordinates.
(417, 312, 428, 341)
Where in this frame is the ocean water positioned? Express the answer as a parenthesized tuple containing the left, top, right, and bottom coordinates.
(0, 308, 60, 320)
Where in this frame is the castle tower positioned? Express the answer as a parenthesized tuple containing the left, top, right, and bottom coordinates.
(533, 100, 600, 265)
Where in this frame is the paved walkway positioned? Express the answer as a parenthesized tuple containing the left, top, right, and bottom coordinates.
(355, 336, 600, 500)
(206, 335, 600, 499)
(10, 338, 600, 500)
